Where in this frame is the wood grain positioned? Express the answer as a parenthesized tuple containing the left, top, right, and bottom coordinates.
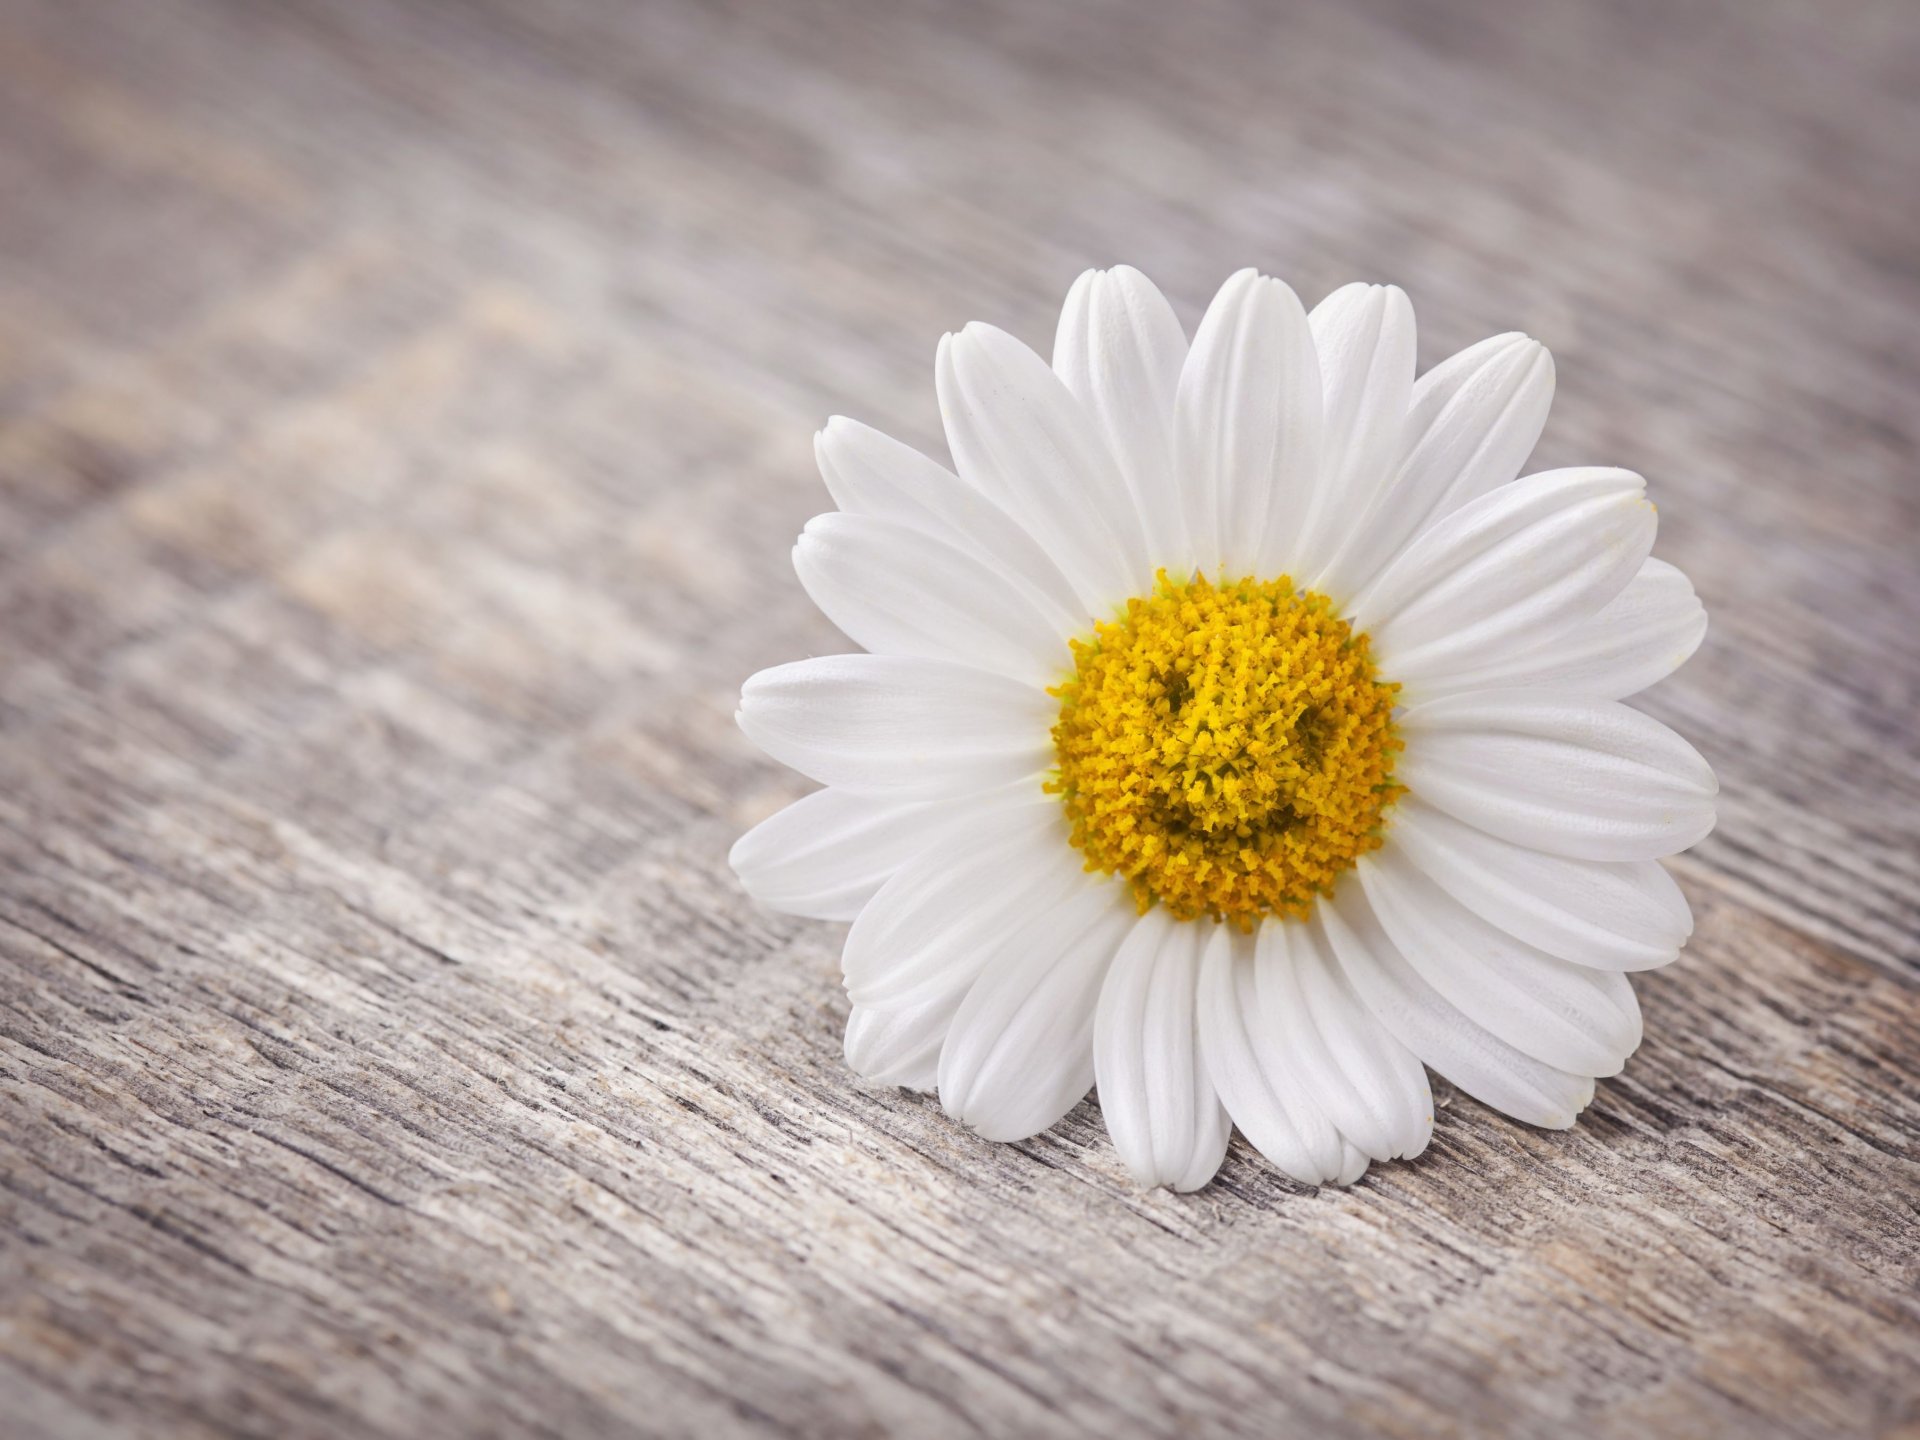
(2, 0, 1917, 1436)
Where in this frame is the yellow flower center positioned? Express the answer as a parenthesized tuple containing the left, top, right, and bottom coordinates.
(1048, 570, 1403, 928)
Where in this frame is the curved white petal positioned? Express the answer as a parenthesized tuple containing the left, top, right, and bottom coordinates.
(1301, 283, 1416, 573)
(1354, 468, 1656, 696)
(1196, 924, 1350, 1185)
(731, 786, 945, 921)
(840, 797, 1071, 1006)
(1053, 266, 1190, 572)
(844, 1001, 948, 1091)
(1093, 909, 1231, 1191)
(841, 806, 1085, 1090)
(844, 833, 1098, 1090)
(844, 844, 1136, 1105)
(1359, 849, 1642, 1077)
(1316, 333, 1553, 604)
(814, 417, 1084, 628)
(1335, 1141, 1370, 1186)
(937, 878, 1133, 1142)
(1256, 917, 1432, 1161)
(1323, 887, 1596, 1129)
(1417, 558, 1708, 700)
(1174, 269, 1324, 578)
(1390, 798, 1692, 971)
(1398, 691, 1718, 861)
(937, 322, 1150, 611)
(794, 513, 1071, 684)
(737, 655, 1054, 799)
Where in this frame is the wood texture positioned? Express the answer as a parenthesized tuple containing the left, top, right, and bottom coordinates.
(2, 1, 1918, 1436)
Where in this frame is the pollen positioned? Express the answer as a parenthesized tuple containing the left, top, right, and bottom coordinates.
(1047, 570, 1402, 928)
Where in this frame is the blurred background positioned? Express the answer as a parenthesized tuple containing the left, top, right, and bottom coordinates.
(3, 2, 1916, 1437)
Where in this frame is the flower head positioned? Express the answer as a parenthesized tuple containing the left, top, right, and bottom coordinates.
(732, 267, 1715, 1190)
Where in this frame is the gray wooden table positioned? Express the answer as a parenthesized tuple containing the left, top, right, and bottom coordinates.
(2, 1, 1917, 1436)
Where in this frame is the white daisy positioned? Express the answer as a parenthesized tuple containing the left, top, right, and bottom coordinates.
(731, 267, 1716, 1191)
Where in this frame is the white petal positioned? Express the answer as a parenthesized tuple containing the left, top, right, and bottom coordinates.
(1174, 270, 1323, 577)
(1196, 924, 1348, 1184)
(1390, 798, 1692, 971)
(1354, 468, 1656, 696)
(1256, 917, 1432, 1161)
(1315, 333, 1553, 604)
(840, 798, 1072, 1006)
(737, 655, 1054, 799)
(1418, 558, 1708, 700)
(937, 322, 1150, 611)
(844, 1001, 947, 1090)
(1399, 691, 1718, 860)
(841, 826, 1089, 1098)
(937, 879, 1134, 1142)
(1359, 849, 1643, 1077)
(1301, 283, 1416, 572)
(731, 786, 945, 921)
(814, 418, 1084, 628)
(1093, 909, 1231, 1191)
(1334, 1141, 1370, 1186)
(841, 802, 1079, 1089)
(794, 513, 1071, 684)
(1053, 266, 1190, 572)
(1323, 887, 1596, 1128)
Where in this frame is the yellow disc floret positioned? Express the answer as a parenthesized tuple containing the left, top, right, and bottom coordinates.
(1048, 570, 1402, 927)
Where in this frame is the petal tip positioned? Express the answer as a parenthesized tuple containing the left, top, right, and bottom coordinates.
(1064, 266, 1103, 298)
(724, 827, 756, 878)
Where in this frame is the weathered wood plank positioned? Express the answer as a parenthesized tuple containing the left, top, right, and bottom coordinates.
(1, 0, 1916, 1436)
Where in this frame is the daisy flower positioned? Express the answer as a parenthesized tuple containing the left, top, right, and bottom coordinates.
(731, 267, 1715, 1191)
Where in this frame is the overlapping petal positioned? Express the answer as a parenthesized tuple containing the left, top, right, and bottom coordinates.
(938, 879, 1134, 1142)
(1323, 887, 1597, 1129)
(1197, 925, 1350, 1184)
(938, 322, 1151, 611)
(814, 417, 1085, 628)
(1316, 332, 1554, 603)
(1093, 909, 1232, 1191)
(794, 512, 1071, 684)
(1418, 558, 1707, 700)
(1390, 798, 1692, 971)
(1359, 848, 1643, 1077)
(731, 787, 947, 921)
(843, 1001, 952, 1091)
(1256, 917, 1432, 1161)
(842, 803, 1083, 1090)
(1353, 467, 1656, 696)
(1300, 283, 1416, 573)
(1173, 270, 1324, 577)
(841, 796, 1070, 1007)
(1053, 266, 1190, 571)
(1398, 691, 1718, 860)
(737, 654, 1054, 799)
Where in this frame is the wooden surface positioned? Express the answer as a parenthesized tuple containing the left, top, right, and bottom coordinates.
(2, 1, 1917, 1436)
